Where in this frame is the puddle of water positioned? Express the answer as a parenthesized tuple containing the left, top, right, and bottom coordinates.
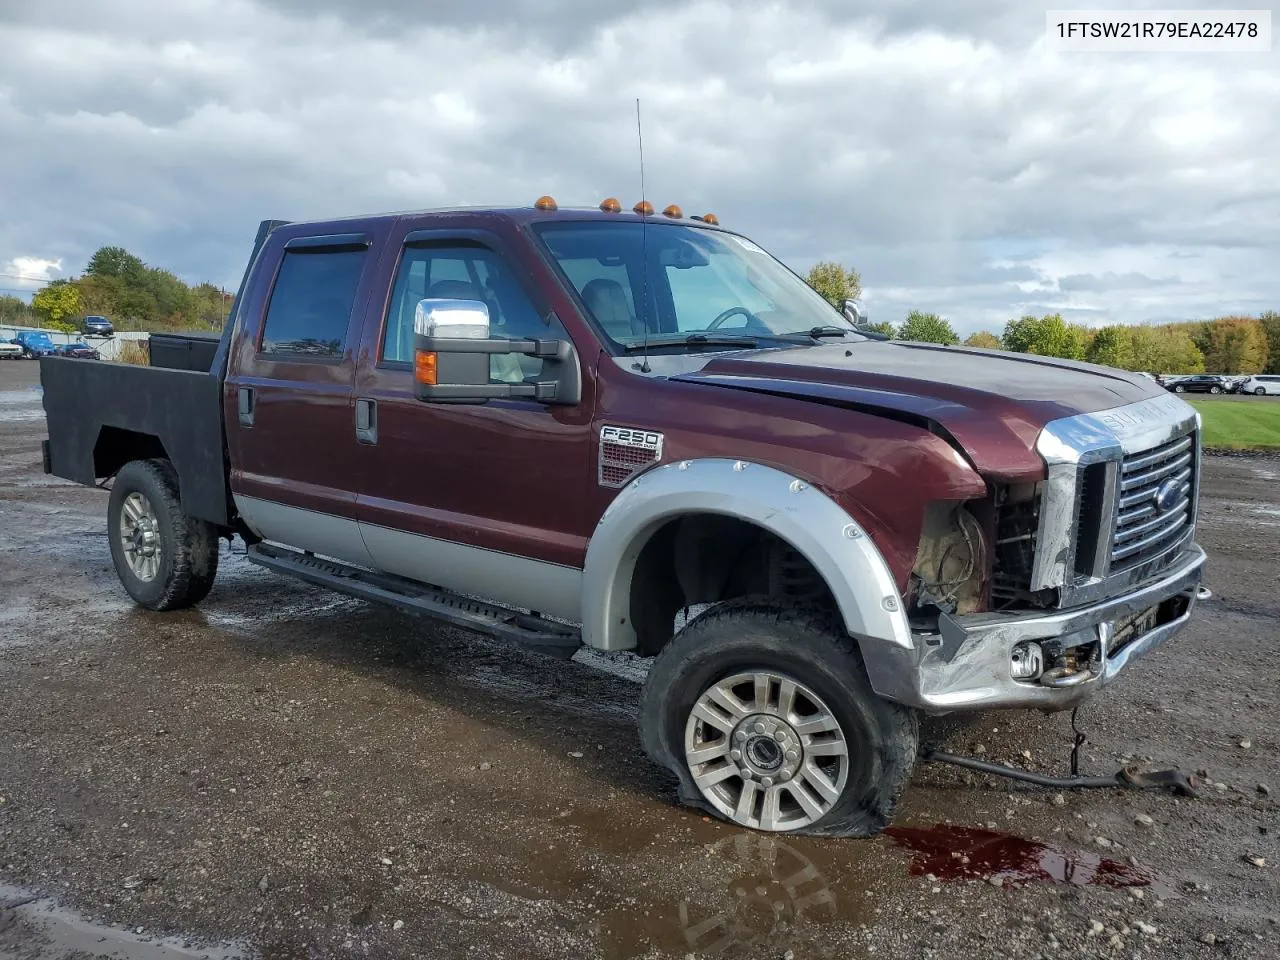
(884, 824, 1173, 895)
(0, 882, 249, 960)
(620, 832, 842, 959)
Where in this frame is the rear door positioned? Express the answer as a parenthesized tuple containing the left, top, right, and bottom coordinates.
(224, 227, 389, 565)
(349, 222, 594, 620)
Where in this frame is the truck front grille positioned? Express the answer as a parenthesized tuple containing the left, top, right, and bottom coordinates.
(1110, 431, 1196, 572)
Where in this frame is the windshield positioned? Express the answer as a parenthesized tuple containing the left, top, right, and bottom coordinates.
(534, 221, 862, 351)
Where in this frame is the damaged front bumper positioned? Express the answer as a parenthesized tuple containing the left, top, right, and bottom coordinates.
(864, 543, 1207, 713)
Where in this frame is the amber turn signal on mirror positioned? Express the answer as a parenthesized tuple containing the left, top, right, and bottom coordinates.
(414, 349, 438, 385)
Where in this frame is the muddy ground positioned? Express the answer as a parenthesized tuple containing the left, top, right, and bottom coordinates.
(0, 359, 1276, 960)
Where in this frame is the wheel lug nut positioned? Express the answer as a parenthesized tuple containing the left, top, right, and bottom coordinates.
(774, 730, 788, 742)
(730, 749, 742, 761)
(785, 749, 799, 762)
(753, 722, 766, 734)
(734, 730, 747, 743)
(761, 777, 774, 788)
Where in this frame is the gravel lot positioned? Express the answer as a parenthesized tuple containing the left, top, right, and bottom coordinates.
(0, 359, 1277, 960)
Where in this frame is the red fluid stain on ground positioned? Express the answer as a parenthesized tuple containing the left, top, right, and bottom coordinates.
(885, 824, 1158, 890)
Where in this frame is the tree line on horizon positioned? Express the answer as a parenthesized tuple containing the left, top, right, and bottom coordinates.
(0, 245, 231, 333)
(3, 249, 1274, 376)
(805, 260, 1279, 376)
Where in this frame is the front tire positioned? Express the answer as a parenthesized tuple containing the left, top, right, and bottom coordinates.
(1174, 385, 1186, 392)
(1210, 386, 1222, 394)
(107, 459, 219, 611)
(639, 600, 918, 837)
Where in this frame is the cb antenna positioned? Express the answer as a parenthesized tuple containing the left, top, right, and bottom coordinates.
(635, 97, 651, 373)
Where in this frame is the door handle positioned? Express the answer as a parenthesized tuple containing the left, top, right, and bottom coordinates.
(355, 397, 377, 444)
(237, 387, 255, 427)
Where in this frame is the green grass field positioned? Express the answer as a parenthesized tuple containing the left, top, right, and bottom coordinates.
(1186, 397, 1280, 450)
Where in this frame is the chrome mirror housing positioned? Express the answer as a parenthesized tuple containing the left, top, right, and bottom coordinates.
(413, 298, 491, 340)
(840, 298, 867, 326)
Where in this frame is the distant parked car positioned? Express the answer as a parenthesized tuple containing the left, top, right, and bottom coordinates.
(81, 315, 114, 337)
(57, 340, 101, 359)
(1239, 374, 1280, 396)
(12, 331, 58, 358)
(0, 339, 23, 360)
(1167, 374, 1231, 394)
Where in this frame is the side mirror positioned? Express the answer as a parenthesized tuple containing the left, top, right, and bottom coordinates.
(840, 298, 867, 326)
(412, 298, 581, 405)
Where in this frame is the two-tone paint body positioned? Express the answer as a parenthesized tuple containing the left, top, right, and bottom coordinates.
(41, 206, 1206, 715)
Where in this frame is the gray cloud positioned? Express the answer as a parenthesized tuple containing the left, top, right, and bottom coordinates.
(1, 0, 1277, 334)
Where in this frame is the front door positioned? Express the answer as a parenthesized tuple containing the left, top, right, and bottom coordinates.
(351, 224, 595, 621)
(224, 229, 385, 566)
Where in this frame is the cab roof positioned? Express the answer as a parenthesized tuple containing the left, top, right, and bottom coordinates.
(264, 199, 730, 235)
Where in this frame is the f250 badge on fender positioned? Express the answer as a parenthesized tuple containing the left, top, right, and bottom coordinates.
(598, 425, 664, 488)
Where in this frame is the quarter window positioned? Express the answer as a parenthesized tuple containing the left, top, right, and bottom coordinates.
(260, 248, 367, 357)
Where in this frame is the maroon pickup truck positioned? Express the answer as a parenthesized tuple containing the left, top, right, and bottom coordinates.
(39, 198, 1207, 837)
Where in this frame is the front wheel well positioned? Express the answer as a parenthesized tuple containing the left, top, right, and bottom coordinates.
(628, 514, 837, 656)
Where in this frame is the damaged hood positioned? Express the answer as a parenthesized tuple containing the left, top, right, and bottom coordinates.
(672, 340, 1168, 481)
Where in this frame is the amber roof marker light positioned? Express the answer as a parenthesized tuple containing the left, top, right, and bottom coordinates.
(534, 195, 558, 211)
(690, 212, 720, 225)
(599, 197, 622, 213)
(662, 204, 683, 219)
(633, 199, 654, 216)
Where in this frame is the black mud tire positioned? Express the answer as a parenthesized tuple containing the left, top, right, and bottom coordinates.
(639, 599, 919, 838)
(107, 459, 219, 611)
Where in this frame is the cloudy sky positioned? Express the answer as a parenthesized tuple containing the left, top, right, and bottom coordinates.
(1, 0, 1277, 335)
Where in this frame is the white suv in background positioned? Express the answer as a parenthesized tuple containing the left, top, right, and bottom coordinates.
(1240, 374, 1280, 395)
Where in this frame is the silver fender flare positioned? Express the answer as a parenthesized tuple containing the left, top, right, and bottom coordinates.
(580, 458, 913, 653)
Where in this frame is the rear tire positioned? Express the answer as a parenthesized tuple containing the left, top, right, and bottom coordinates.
(1256, 387, 1266, 396)
(107, 459, 219, 611)
(1174, 385, 1186, 392)
(639, 599, 918, 837)
(1210, 386, 1222, 394)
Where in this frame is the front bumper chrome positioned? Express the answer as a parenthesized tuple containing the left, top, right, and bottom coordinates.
(862, 543, 1207, 713)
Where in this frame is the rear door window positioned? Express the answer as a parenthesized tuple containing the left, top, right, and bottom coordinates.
(260, 248, 368, 358)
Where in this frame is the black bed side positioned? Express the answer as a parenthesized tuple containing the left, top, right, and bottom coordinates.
(40, 359, 229, 524)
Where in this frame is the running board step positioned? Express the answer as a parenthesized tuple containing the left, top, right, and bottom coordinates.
(246, 543, 582, 659)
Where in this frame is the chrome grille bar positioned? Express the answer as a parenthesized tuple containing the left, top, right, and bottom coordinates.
(1109, 429, 1197, 572)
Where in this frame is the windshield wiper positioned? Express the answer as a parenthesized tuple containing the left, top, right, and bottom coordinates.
(773, 325, 868, 343)
(622, 333, 761, 352)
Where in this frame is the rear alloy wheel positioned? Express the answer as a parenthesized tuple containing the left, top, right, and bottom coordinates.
(1256, 387, 1267, 396)
(1174, 385, 1186, 392)
(1210, 386, 1222, 394)
(108, 459, 219, 611)
(640, 600, 918, 837)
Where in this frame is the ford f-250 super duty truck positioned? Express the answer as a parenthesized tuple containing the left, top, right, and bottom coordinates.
(39, 197, 1207, 837)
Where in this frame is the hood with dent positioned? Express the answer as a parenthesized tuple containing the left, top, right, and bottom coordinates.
(672, 341, 1165, 482)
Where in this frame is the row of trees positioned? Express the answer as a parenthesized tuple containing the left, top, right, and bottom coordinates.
(15, 246, 231, 333)
(805, 260, 1279, 375)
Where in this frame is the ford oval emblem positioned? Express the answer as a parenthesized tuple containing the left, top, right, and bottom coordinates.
(1153, 477, 1183, 514)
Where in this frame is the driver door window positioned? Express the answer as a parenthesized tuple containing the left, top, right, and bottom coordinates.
(381, 245, 546, 382)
